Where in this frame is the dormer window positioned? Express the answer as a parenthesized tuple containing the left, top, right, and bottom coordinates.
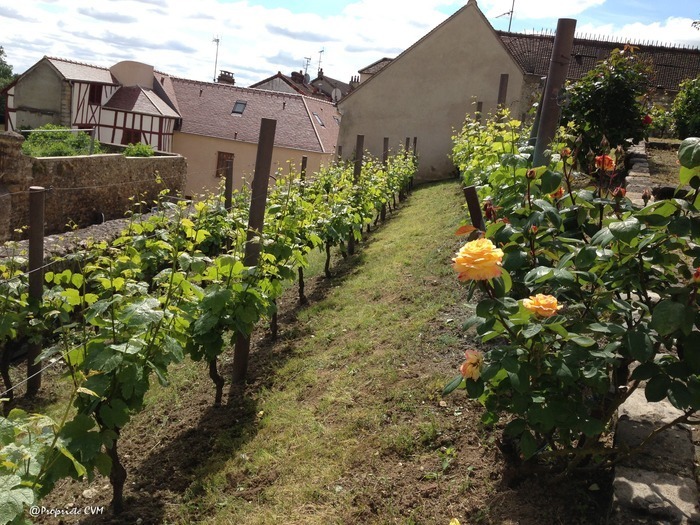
(232, 101, 247, 115)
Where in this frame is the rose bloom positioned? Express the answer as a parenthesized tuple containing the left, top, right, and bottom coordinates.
(460, 350, 484, 380)
(595, 154, 614, 171)
(693, 267, 700, 284)
(550, 187, 565, 200)
(642, 114, 653, 126)
(523, 294, 563, 317)
(452, 238, 504, 281)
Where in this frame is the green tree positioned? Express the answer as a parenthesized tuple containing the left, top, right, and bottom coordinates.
(672, 75, 700, 139)
(0, 46, 16, 124)
(561, 47, 653, 157)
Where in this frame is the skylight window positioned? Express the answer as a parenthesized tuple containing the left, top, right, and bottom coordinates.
(313, 112, 325, 127)
(232, 100, 247, 115)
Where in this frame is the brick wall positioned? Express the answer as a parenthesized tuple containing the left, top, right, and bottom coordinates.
(0, 131, 187, 241)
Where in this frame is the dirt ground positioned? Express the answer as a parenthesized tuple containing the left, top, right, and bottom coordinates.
(646, 142, 682, 187)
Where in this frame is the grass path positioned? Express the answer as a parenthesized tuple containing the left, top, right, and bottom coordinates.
(189, 180, 478, 524)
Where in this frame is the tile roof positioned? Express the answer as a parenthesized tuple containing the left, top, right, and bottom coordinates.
(310, 71, 351, 99)
(498, 31, 700, 92)
(302, 96, 341, 154)
(171, 78, 339, 153)
(358, 58, 393, 75)
(250, 71, 325, 99)
(46, 57, 117, 85)
(103, 86, 180, 117)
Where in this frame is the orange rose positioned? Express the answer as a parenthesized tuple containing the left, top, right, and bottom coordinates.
(452, 238, 504, 281)
(460, 350, 483, 380)
(523, 294, 563, 317)
(550, 187, 565, 200)
(595, 155, 614, 172)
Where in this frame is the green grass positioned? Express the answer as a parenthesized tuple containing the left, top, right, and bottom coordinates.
(176, 181, 468, 524)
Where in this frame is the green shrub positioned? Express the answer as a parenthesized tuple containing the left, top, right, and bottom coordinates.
(561, 47, 653, 154)
(21, 124, 102, 157)
(123, 142, 155, 157)
(647, 104, 676, 138)
(672, 76, 700, 139)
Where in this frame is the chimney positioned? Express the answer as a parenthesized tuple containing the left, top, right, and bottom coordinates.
(217, 70, 236, 85)
(291, 70, 304, 83)
(349, 75, 360, 89)
(317, 68, 324, 79)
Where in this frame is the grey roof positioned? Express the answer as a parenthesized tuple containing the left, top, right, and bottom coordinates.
(103, 86, 180, 117)
(46, 57, 118, 85)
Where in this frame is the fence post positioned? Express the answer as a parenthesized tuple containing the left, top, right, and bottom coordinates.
(533, 18, 577, 167)
(497, 74, 509, 107)
(381, 138, 389, 221)
(347, 134, 364, 256)
(463, 185, 485, 231)
(300, 155, 308, 181)
(89, 128, 96, 155)
(224, 159, 234, 210)
(232, 118, 277, 385)
(26, 186, 46, 397)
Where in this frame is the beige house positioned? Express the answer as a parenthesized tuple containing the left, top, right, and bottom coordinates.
(338, 0, 700, 181)
(171, 78, 340, 197)
(337, 0, 526, 181)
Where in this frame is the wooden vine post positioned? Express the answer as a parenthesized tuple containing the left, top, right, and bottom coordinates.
(26, 186, 46, 397)
(347, 134, 364, 256)
(298, 155, 309, 305)
(224, 158, 234, 210)
(232, 118, 277, 384)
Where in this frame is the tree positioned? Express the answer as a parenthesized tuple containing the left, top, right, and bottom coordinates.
(672, 75, 700, 139)
(561, 47, 653, 157)
(0, 46, 15, 124)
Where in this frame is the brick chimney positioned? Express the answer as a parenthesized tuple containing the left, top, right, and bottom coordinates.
(291, 70, 304, 83)
(217, 70, 235, 85)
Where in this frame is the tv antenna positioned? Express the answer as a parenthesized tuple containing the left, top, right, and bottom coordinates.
(496, 0, 515, 32)
(303, 56, 312, 75)
(213, 35, 220, 82)
(317, 47, 324, 74)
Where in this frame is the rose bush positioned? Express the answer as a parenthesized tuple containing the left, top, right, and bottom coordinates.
(445, 112, 700, 472)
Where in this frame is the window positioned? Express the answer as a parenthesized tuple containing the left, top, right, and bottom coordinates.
(312, 112, 325, 127)
(121, 128, 141, 145)
(231, 101, 247, 115)
(333, 116, 341, 125)
(88, 84, 102, 105)
(216, 151, 234, 177)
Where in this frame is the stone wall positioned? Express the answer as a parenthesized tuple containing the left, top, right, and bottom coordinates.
(0, 131, 187, 241)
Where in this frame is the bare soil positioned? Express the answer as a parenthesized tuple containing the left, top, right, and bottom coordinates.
(647, 142, 682, 188)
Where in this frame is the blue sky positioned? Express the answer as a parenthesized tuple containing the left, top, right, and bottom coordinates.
(2, 1, 699, 87)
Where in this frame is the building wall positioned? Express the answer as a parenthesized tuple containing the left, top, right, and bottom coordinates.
(337, 2, 526, 181)
(12, 61, 66, 130)
(0, 131, 186, 241)
(173, 132, 332, 197)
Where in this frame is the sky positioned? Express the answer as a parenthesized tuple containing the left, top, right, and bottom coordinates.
(2, 0, 699, 87)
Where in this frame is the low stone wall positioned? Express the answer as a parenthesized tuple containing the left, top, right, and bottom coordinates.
(0, 131, 187, 241)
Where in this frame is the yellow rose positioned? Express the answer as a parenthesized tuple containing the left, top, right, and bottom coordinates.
(460, 350, 483, 380)
(522, 294, 562, 317)
(452, 238, 503, 281)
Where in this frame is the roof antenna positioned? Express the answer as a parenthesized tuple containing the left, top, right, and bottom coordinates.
(303, 56, 311, 75)
(496, 0, 515, 32)
(317, 47, 324, 75)
(213, 36, 220, 82)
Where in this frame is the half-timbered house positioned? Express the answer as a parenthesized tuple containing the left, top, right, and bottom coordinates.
(4, 57, 179, 151)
